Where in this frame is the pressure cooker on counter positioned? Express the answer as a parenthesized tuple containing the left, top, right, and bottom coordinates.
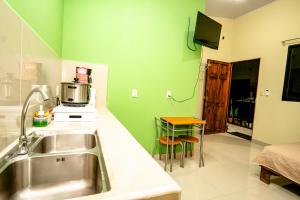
(61, 79, 90, 106)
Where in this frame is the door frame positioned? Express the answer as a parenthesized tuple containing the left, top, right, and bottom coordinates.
(227, 58, 261, 140)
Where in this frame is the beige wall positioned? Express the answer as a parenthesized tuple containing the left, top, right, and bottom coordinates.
(196, 17, 234, 118)
(202, 17, 234, 63)
(232, 0, 300, 144)
(198, 0, 300, 144)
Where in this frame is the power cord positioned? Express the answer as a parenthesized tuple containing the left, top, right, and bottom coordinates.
(171, 46, 204, 103)
(187, 16, 198, 51)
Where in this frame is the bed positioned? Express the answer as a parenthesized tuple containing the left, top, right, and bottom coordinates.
(255, 142, 300, 185)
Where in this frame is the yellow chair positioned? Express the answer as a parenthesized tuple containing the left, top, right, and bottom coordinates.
(179, 123, 205, 167)
(152, 117, 185, 170)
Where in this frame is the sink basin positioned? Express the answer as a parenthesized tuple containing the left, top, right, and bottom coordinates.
(0, 153, 109, 200)
(0, 131, 110, 200)
(32, 133, 96, 153)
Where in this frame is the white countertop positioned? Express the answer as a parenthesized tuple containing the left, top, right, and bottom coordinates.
(1, 107, 181, 200)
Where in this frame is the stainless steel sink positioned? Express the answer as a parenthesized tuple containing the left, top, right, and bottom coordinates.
(0, 131, 110, 200)
(32, 133, 96, 153)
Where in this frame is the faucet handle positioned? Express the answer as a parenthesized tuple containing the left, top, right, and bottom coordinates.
(17, 135, 29, 155)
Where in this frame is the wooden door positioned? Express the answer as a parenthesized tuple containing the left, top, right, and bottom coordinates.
(203, 60, 232, 133)
(203, 62, 219, 132)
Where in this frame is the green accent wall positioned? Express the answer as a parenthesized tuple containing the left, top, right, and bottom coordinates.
(62, 0, 204, 153)
(5, 0, 205, 153)
(5, 0, 64, 56)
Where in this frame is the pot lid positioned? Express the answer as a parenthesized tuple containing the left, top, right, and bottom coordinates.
(61, 82, 90, 86)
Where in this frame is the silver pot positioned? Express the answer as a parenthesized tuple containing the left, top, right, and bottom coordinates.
(61, 82, 90, 106)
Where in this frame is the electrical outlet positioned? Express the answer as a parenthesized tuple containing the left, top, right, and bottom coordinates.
(131, 89, 138, 98)
(261, 89, 270, 97)
(166, 91, 172, 99)
(264, 89, 270, 96)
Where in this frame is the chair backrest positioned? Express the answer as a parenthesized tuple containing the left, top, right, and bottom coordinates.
(154, 117, 169, 138)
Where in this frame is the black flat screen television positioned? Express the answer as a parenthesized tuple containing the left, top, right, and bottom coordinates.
(193, 11, 222, 50)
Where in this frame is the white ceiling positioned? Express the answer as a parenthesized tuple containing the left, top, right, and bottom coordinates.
(205, 0, 276, 19)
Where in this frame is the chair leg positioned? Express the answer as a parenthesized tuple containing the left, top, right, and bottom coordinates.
(164, 144, 168, 171)
(174, 145, 176, 159)
(159, 143, 162, 160)
(200, 124, 205, 167)
(186, 143, 189, 157)
(199, 153, 205, 167)
(201, 150, 205, 167)
(199, 140, 205, 167)
(199, 141, 201, 167)
(185, 142, 188, 158)
(180, 143, 184, 168)
(152, 140, 157, 157)
(190, 142, 193, 157)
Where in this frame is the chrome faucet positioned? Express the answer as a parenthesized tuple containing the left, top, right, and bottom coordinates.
(18, 88, 49, 155)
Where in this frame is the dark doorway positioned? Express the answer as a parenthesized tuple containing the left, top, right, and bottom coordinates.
(227, 59, 260, 140)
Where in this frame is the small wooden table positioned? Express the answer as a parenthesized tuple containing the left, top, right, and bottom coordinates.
(160, 117, 206, 172)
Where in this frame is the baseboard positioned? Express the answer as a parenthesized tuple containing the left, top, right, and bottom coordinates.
(227, 131, 252, 140)
(252, 139, 269, 146)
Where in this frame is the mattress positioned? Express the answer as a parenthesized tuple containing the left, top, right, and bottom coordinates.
(255, 142, 300, 184)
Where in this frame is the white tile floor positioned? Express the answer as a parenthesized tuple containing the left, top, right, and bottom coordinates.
(155, 133, 300, 200)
